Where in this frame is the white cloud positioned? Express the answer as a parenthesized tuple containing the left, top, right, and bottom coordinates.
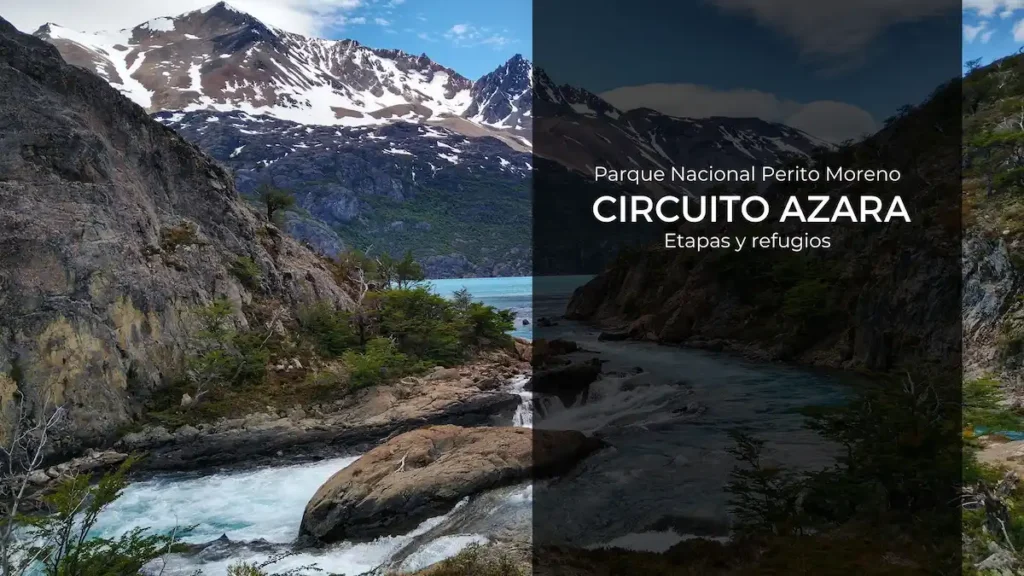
(374, 17, 390, 26)
(4, 0, 365, 38)
(964, 21, 988, 42)
(982, 29, 996, 42)
(600, 83, 878, 144)
(348, 16, 366, 24)
(708, 0, 955, 58)
(1015, 17, 1024, 40)
(964, 0, 1024, 17)
(443, 22, 516, 49)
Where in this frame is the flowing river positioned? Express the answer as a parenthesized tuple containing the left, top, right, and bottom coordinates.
(90, 276, 849, 574)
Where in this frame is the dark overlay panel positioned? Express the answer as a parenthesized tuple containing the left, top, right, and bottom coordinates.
(531, 1, 962, 573)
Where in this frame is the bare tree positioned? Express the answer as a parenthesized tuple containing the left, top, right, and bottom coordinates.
(348, 266, 373, 346)
(0, 394, 67, 575)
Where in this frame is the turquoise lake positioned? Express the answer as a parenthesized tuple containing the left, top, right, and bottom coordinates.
(427, 275, 593, 339)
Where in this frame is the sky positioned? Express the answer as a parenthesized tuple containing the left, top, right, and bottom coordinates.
(964, 0, 1024, 68)
(2, 0, 530, 79)
(535, 0, 961, 143)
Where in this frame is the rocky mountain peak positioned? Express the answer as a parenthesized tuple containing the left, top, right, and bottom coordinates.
(145, 2, 279, 45)
(463, 53, 533, 131)
(31, 6, 476, 126)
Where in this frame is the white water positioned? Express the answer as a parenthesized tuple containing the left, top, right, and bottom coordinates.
(510, 375, 533, 428)
(93, 367, 538, 575)
(87, 274, 847, 570)
(96, 456, 360, 545)
(95, 456, 490, 575)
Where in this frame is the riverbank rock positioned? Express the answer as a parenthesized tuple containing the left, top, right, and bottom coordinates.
(525, 359, 602, 406)
(533, 338, 581, 367)
(119, 350, 528, 471)
(511, 337, 532, 363)
(298, 425, 604, 545)
(3, 449, 129, 510)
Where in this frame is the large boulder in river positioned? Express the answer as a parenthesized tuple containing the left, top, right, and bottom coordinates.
(298, 425, 603, 545)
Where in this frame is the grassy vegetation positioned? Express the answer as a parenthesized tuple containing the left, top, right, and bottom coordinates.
(159, 222, 201, 252)
(139, 252, 515, 427)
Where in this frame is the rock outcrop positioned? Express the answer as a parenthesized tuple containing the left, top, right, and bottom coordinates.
(298, 425, 604, 545)
(964, 235, 1021, 378)
(118, 351, 527, 471)
(0, 18, 350, 454)
(525, 359, 602, 407)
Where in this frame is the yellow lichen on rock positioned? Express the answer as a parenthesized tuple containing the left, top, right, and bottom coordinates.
(111, 296, 146, 352)
(35, 316, 125, 401)
(0, 373, 18, 445)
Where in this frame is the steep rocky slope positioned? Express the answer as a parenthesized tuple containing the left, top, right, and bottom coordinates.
(0, 16, 352, 454)
(155, 110, 532, 277)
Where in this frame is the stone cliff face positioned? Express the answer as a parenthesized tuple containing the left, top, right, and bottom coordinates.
(963, 236, 1020, 379)
(0, 17, 351, 454)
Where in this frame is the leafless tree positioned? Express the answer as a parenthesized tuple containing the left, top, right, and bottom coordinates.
(0, 393, 67, 575)
(348, 266, 373, 346)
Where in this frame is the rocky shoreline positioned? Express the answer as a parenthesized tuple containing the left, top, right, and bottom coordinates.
(11, 347, 532, 500)
(124, 348, 530, 472)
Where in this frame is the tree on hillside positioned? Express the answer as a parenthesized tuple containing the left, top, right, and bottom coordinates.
(256, 183, 295, 222)
(376, 253, 396, 288)
(395, 250, 425, 289)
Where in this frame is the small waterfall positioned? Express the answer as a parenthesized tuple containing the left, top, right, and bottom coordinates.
(510, 375, 532, 428)
(509, 375, 570, 428)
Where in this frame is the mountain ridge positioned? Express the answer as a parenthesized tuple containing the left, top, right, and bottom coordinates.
(32, 2, 530, 133)
(29, 2, 826, 277)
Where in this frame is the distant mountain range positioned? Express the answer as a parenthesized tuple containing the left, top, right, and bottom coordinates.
(33, 1, 825, 277)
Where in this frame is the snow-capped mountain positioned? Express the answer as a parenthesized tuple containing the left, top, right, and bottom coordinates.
(155, 109, 531, 277)
(34, 2, 479, 126)
(530, 72, 826, 196)
(30, 1, 825, 277)
(464, 53, 532, 131)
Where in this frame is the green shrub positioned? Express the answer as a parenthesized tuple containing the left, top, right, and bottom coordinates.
(411, 545, 523, 576)
(964, 377, 1024, 431)
(297, 301, 359, 357)
(782, 279, 830, 323)
(343, 337, 421, 389)
(374, 287, 464, 365)
(462, 302, 515, 343)
(13, 459, 189, 576)
(189, 298, 268, 390)
(230, 256, 261, 289)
